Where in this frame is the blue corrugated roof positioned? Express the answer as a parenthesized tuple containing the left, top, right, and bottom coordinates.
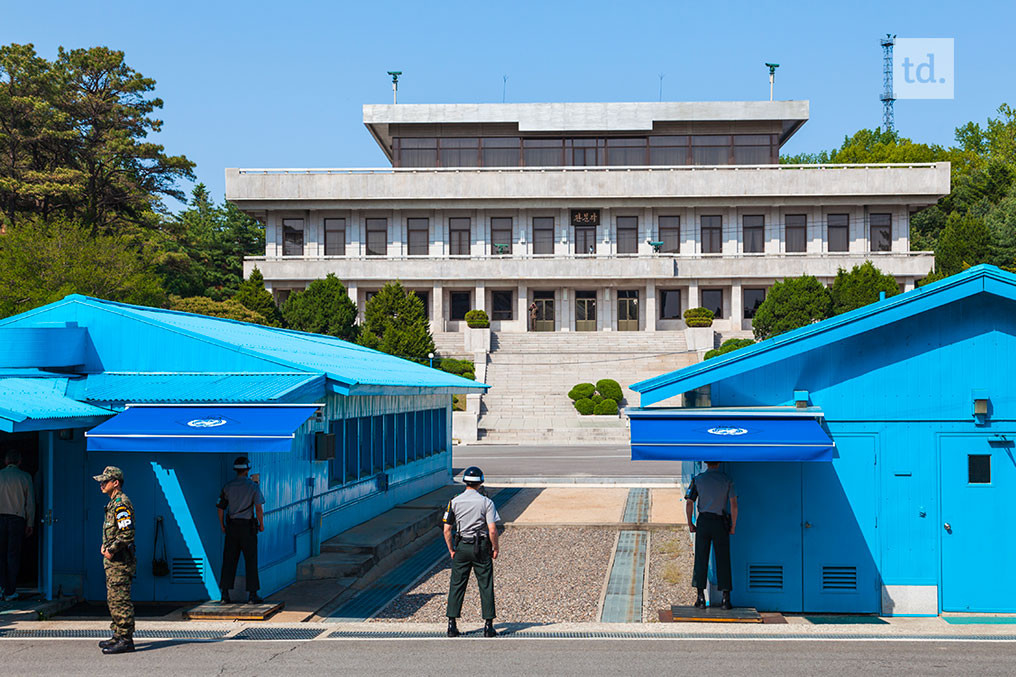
(76, 372, 326, 403)
(0, 378, 113, 423)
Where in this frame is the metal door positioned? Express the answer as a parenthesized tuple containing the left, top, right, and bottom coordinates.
(575, 292, 596, 332)
(941, 435, 1016, 611)
(801, 435, 879, 612)
(533, 293, 555, 332)
(617, 290, 639, 331)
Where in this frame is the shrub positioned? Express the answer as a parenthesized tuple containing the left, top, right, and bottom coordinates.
(683, 306, 714, 327)
(594, 398, 618, 415)
(464, 309, 490, 328)
(438, 358, 475, 379)
(568, 383, 596, 401)
(704, 338, 755, 360)
(574, 398, 595, 415)
(752, 275, 831, 340)
(595, 379, 623, 402)
(592, 394, 603, 404)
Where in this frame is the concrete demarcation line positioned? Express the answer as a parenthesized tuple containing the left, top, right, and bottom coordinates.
(599, 488, 651, 623)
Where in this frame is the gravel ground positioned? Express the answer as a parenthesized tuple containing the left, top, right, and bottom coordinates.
(372, 527, 615, 623)
(644, 528, 696, 621)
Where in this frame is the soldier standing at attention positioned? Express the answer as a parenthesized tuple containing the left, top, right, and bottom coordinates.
(217, 457, 265, 604)
(94, 466, 135, 655)
(685, 460, 738, 610)
(443, 466, 500, 638)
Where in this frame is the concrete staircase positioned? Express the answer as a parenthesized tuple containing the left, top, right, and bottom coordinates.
(432, 331, 469, 359)
(476, 332, 698, 444)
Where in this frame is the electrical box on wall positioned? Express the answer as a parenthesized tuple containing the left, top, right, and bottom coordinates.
(315, 432, 335, 460)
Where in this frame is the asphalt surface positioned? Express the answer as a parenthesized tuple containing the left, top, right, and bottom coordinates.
(454, 444, 685, 480)
(3, 639, 1014, 676)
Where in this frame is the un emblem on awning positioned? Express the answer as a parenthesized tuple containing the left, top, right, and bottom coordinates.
(707, 427, 748, 436)
(187, 418, 228, 428)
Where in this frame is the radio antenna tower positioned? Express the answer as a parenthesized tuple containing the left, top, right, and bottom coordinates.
(880, 34, 896, 133)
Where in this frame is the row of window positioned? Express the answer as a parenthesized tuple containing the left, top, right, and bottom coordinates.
(393, 134, 778, 168)
(280, 213, 894, 257)
(329, 409, 447, 485)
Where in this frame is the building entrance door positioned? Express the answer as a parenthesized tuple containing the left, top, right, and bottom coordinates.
(617, 290, 639, 331)
(1, 432, 39, 594)
(941, 434, 1016, 612)
(533, 292, 555, 332)
(575, 291, 596, 332)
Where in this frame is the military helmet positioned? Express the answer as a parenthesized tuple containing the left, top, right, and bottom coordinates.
(233, 456, 251, 470)
(462, 466, 484, 484)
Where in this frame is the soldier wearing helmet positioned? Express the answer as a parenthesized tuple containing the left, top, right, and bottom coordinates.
(216, 456, 265, 604)
(443, 466, 501, 638)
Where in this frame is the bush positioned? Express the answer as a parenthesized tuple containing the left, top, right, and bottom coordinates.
(464, 309, 490, 328)
(592, 394, 603, 404)
(568, 383, 596, 401)
(438, 358, 475, 380)
(594, 398, 618, 415)
(683, 307, 714, 327)
(704, 338, 756, 360)
(574, 398, 595, 415)
(595, 379, 623, 402)
(752, 275, 831, 340)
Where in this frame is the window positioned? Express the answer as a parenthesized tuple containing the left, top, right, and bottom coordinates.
(372, 416, 384, 473)
(659, 289, 682, 319)
(358, 417, 372, 476)
(523, 138, 563, 166)
(532, 217, 555, 255)
(395, 413, 407, 466)
(412, 290, 429, 320)
(481, 137, 520, 167)
(785, 214, 807, 253)
(397, 137, 438, 167)
(733, 134, 774, 164)
(701, 289, 724, 318)
(383, 413, 396, 469)
(969, 454, 991, 484)
(828, 214, 849, 252)
(344, 418, 358, 482)
(490, 217, 513, 255)
(616, 216, 638, 254)
(407, 218, 429, 256)
(568, 138, 602, 166)
(743, 215, 764, 253)
(743, 288, 766, 319)
(450, 292, 471, 321)
(491, 290, 513, 321)
(449, 217, 471, 255)
(870, 213, 892, 252)
(606, 138, 647, 166)
(366, 218, 387, 256)
(649, 135, 688, 165)
(659, 216, 680, 253)
(701, 215, 722, 254)
(575, 226, 596, 255)
(691, 135, 730, 165)
(282, 218, 304, 257)
(324, 218, 345, 256)
(439, 137, 479, 167)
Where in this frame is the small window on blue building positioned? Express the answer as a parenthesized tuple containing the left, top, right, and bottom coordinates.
(372, 415, 384, 473)
(384, 414, 396, 469)
(359, 418, 372, 476)
(395, 412, 407, 465)
(344, 418, 358, 482)
(969, 454, 991, 484)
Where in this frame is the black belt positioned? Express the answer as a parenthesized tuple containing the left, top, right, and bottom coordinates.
(457, 534, 488, 544)
(699, 512, 725, 518)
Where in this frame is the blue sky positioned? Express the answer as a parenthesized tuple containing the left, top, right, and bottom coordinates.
(5, 0, 1015, 211)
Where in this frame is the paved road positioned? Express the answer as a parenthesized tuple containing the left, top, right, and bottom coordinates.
(454, 443, 685, 479)
(3, 639, 1013, 676)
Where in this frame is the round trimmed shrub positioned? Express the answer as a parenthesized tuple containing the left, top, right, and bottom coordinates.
(683, 306, 715, 327)
(594, 398, 618, 415)
(595, 379, 623, 403)
(592, 394, 604, 404)
(574, 398, 595, 415)
(464, 309, 490, 328)
(568, 383, 596, 401)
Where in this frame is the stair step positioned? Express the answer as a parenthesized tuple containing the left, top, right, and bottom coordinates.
(297, 552, 375, 581)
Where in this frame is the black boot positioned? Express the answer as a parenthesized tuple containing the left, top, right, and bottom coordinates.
(220, 590, 231, 604)
(720, 591, 732, 610)
(101, 636, 135, 654)
(248, 592, 264, 604)
(694, 589, 707, 609)
(483, 620, 497, 638)
(447, 618, 460, 638)
(98, 637, 117, 649)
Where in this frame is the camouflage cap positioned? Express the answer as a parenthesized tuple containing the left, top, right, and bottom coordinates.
(93, 465, 124, 483)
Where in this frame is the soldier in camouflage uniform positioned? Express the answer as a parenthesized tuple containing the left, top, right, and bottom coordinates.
(94, 466, 136, 655)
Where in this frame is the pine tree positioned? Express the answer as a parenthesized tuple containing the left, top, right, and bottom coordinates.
(234, 268, 283, 327)
(357, 281, 436, 362)
(281, 274, 358, 341)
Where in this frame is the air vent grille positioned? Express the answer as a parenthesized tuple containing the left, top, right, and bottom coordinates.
(172, 558, 203, 582)
(822, 565, 857, 591)
(748, 564, 783, 590)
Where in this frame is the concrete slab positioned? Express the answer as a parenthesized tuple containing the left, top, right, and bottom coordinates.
(266, 579, 352, 623)
(506, 488, 628, 524)
(650, 489, 687, 524)
(393, 484, 461, 510)
(0, 595, 78, 621)
(321, 507, 437, 552)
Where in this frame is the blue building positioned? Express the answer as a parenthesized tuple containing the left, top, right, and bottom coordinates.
(0, 295, 485, 602)
(630, 265, 1016, 616)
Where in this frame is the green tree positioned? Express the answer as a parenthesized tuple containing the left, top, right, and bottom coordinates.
(829, 262, 901, 315)
(781, 127, 949, 165)
(0, 216, 165, 318)
(168, 295, 269, 325)
(281, 273, 358, 340)
(934, 213, 992, 276)
(751, 275, 831, 340)
(357, 281, 436, 362)
(234, 268, 283, 327)
(704, 338, 755, 360)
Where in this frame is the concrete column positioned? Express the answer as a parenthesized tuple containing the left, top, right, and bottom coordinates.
(687, 280, 700, 311)
(391, 210, 402, 257)
(346, 282, 359, 320)
(265, 213, 278, 257)
(517, 208, 526, 256)
(731, 280, 743, 331)
(557, 208, 569, 257)
(645, 280, 657, 333)
(767, 207, 779, 254)
(474, 281, 486, 313)
(724, 207, 737, 255)
(433, 210, 443, 257)
(601, 208, 611, 256)
(348, 211, 361, 256)
(602, 287, 613, 331)
(518, 284, 529, 332)
(474, 209, 486, 258)
(639, 207, 654, 255)
(685, 207, 697, 255)
(432, 282, 444, 333)
(808, 206, 822, 253)
(851, 206, 865, 254)
(562, 288, 572, 332)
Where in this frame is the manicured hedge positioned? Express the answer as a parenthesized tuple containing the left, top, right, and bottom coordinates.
(568, 383, 596, 401)
(595, 379, 623, 403)
(683, 306, 715, 327)
(438, 357, 475, 381)
(594, 398, 618, 415)
(569, 380, 623, 414)
(704, 338, 755, 361)
(465, 309, 490, 328)
(574, 398, 595, 415)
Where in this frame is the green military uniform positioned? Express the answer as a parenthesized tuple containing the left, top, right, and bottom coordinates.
(443, 488, 500, 620)
(96, 468, 136, 640)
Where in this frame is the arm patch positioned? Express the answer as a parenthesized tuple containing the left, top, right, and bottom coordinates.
(115, 506, 133, 530)
(441, 501, 455, 525)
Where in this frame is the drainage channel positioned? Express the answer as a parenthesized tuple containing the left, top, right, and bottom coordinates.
(599, 488, 650, 623)
(325, 487, 522, 622)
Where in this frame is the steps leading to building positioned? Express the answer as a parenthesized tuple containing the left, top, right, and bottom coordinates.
(433, 332, 468, 359)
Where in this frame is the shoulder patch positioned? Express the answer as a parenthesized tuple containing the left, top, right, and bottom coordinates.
(114, 506, 133, 530)
(442, 500, 454, 524)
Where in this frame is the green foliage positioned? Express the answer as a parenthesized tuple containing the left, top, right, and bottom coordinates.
(568, 383, 596, 401)
(168, 295, 269, 324)
(594, 398, 619, 416)
(935, 212, 992, 276)
(592, 394, 604, 404)
(829, 262, 901, 315)
(282, 274, 358, 341)
(464, 309, 490, 328)
(438, 358, 474, 381)
(595, 379, 623, 402)
(0, 216, 165, 318)
(751, 275, 831, 341)
(780, 127, 950, 165)
(234, 267, 283, 327)
(704, 338, 755, 360)
(357, 281, 436, 362)
(574, 398, 595, 415)
(683, 306, 714, 327)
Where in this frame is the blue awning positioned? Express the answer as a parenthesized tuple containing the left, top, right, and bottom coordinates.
(629, 408, 834, 462)
(85, 404, 321, 453)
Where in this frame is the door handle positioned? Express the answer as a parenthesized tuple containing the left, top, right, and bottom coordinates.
(804, 522, 812, 529)
(944, 522, 951, 531)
